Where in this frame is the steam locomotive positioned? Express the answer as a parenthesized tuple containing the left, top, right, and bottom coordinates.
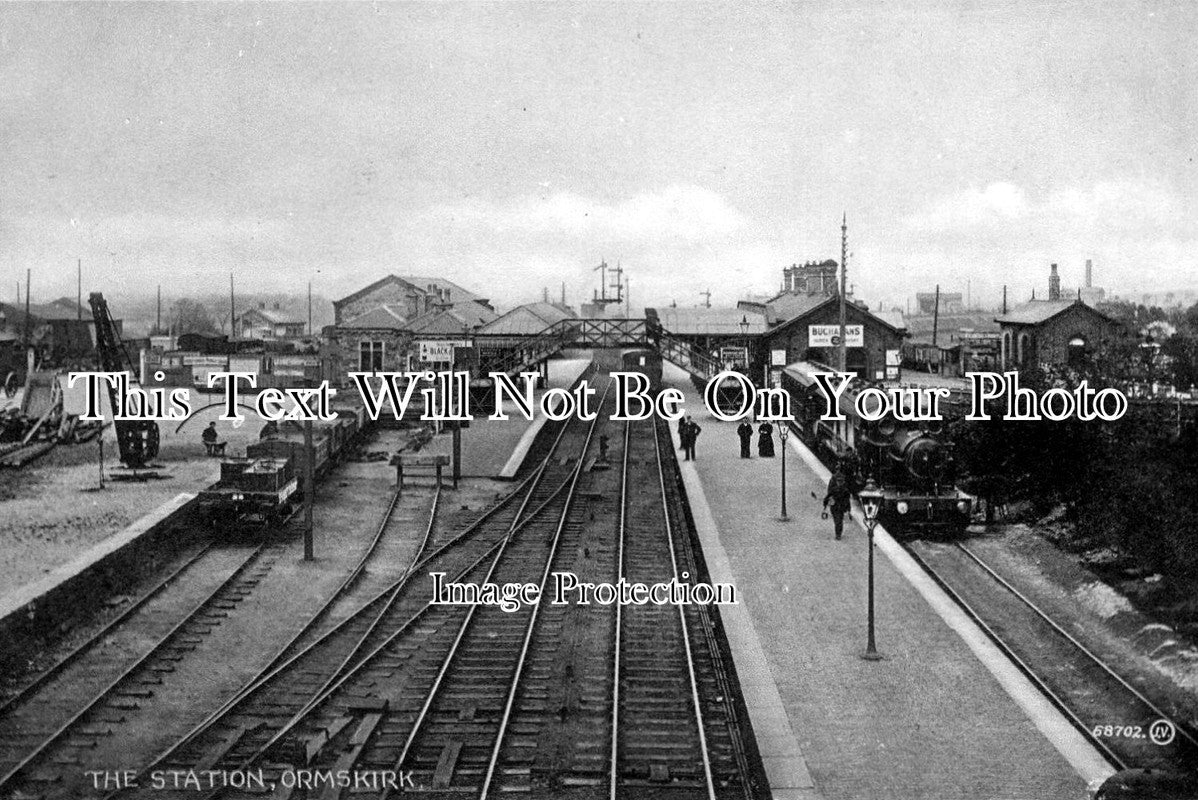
(781, 362, 973, 533)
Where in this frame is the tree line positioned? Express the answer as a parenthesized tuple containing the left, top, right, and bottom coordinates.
(952, 299, 1198, 587)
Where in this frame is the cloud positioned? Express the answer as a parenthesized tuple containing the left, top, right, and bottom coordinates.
(903, 182, 1028, 231)
(421, 185, 748, 243)
(904, 180, 1184, 235)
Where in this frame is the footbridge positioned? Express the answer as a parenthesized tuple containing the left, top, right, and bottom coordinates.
(470, 317, 725, 384)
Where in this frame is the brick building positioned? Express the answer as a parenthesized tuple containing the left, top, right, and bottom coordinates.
(323, 275, 495, 385)
(760, 296, 906, 381)
(996, 299, 1124, 369)
(996, 263, 1125, 369)
(333, 275, 491, 326)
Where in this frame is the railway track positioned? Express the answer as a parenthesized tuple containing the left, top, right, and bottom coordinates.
(0, 458, 435, 800)
(906, 538, 1198, 773)
(0, 538, 283, 797)
(98, 378, 611, 800)
(607, 416, 754, 800)
(0, 540, 217, 715)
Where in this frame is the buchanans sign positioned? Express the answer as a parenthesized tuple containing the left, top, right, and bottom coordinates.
(808, 324, 863, 347)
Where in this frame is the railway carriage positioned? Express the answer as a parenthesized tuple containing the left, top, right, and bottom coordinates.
(782, 361, 973, 534)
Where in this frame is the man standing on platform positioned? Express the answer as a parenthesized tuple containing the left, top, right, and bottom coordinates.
(736, 420, 753, 458)
(822, 466, 852, 540)
(682, 417, 701, 461)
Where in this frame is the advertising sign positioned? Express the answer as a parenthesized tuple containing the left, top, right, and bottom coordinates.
(770, 349, 788, 367)
(808, 324, 863, 347)
(719, 346, 749, 368)
(418, 340, 470, 363)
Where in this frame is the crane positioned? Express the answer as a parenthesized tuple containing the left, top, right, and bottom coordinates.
(88, 292, 159, 468)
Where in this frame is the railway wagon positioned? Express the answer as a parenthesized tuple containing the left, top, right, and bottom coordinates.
(620, 348, 663, 391)
(198, 399, 369, 528)
(197, 457, 299, 526)
(782, 361, 973, 534)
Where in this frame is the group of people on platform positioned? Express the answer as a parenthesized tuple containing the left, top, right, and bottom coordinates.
(735, 420, 778, 459)
(674, 410, 865, 540)
(677, 416, 702, 461)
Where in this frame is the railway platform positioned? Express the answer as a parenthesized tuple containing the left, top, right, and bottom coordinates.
(662, 365, 1106, 800)
(420, 356, 592, 478)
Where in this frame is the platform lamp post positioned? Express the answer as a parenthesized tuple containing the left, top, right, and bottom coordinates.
(859, 478, 884, 660)
(777, 422, 790, 522)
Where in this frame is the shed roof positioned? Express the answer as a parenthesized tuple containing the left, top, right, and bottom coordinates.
(478, 302, 572, 335)
(995, 298, 1118, 327)
(652, 306, 768, 336)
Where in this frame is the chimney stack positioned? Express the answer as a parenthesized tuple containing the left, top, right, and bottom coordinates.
(1048, 263, 1061, 301)
(1085, 259, 1093, 289)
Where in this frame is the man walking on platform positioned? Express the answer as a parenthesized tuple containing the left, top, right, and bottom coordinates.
(737, 420, 753, 458)
(822, 466, 852, 540)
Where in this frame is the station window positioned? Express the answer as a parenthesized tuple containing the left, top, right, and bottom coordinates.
(359, 340, 384, 372)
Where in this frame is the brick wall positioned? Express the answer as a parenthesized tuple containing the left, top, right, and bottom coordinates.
(764, 303, 904, 379)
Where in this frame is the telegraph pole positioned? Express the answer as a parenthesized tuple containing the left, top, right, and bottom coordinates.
(303, 418, 314, 560)
(229, 273, 235, 339)
(838, 213, 848, 372)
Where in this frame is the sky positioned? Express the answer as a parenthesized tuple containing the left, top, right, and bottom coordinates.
(2, 2, 1195, 314)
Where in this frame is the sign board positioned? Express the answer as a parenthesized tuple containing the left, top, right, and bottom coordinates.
(885, 348, 902, 367)
(770, 349, 788, 367)
(770, 367, 783, 388)
(809, 324, 863, 348)
(719, 346, 749, 368)
(418, 340, 469, 363)
(886, 365, 900, 380)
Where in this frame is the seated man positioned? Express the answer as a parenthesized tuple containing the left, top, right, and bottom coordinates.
(201, 421, 225, 456)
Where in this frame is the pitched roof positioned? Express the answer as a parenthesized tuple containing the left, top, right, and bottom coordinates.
(0, 300, 90, 322)
(652, 306, 769, 336)
(340, 304, 409, 329)
(398, 276, 484, 304)
(765, 295, 907, 337)
(762, 293, 833, 324)
(239, 306, 303, 325)
(477, 302, 572, 335)
(407, 301, 499, 334)
(333, 274, 486, 309)
(995, 299, 1118, 326)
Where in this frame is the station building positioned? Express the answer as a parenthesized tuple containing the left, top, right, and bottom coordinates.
(757, 295, 907, 382)
(323, 274, 497, 384)
(237, 303, 306, 341)
(996, 263, 1125, 369)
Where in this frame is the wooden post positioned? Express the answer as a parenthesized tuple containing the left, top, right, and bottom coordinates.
(452, 423, 461, 489)
(395, 460, 404, 496)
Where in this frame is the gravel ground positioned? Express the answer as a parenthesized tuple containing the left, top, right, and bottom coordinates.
(2, 410, 272, 598)
(964, 525, 1198, 730)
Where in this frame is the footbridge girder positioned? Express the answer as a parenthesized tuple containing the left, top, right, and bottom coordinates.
(470, 318, 723, 385)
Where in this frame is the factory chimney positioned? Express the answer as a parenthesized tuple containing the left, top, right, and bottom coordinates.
(1085, 259, 1093, 289)
(1048, 263, 1061, 301)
